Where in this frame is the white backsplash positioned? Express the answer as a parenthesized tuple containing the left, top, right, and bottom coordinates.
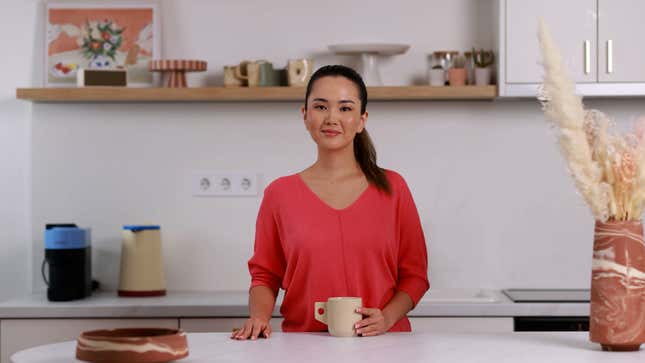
(2, 0, 645, 299)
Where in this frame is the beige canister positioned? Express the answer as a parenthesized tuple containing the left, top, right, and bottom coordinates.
(118, 225, 166, 297)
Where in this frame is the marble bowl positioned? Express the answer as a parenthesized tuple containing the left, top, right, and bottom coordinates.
(76, 328, 189, 363)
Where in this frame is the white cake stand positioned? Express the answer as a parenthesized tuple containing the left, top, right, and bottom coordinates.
(328, 43, 410, 85)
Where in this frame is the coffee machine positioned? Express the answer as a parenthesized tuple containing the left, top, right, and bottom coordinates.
(42, 224, 93, 301)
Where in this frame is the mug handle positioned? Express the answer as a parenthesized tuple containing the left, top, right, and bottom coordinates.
(299, 60, 312, 82)
(314, 301, 327, 324)
(41, 258, 49, 287)
(289, 62, 306, 83)
(234, 62, 250, 80)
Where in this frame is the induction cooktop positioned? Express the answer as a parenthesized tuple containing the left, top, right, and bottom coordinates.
(502, 289, 590, 303)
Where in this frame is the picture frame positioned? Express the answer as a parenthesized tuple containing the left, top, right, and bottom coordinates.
(45, 1, 161, 87)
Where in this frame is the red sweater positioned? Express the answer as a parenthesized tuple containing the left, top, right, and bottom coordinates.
(248, 169, 429, 332)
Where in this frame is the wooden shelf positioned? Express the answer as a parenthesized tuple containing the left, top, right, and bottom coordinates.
(16, 85, 497, 102)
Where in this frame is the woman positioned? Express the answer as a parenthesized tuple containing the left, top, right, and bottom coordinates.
(232, 65, 429, 340)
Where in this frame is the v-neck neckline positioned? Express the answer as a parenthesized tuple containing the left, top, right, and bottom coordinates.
(296, 173, 371, 213)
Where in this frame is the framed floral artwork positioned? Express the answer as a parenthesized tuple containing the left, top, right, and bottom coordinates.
(45, 2, 161, 87)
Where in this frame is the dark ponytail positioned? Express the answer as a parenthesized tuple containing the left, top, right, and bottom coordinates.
(305, 65, 391, 194)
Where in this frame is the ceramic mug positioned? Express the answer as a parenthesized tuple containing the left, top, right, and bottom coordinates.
(314, 297, 362, 337)
(234, 60, 261, 87)
(223, 65, 244, 87)
(287, 59, 313, 87)
(257, 60, 278, 87)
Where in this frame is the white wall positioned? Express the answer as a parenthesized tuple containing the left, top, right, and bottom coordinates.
(3, 0, 644, 296)
(0, 0, 38, 301)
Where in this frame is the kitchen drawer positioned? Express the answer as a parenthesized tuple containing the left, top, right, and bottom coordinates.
(180, 318, 284, 333)
(1, 318, 178, 363)
(410, 318, 513, 333)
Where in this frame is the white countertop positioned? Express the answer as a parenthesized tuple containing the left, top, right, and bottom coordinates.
(11, 332, 642, 363)
(0, 289, 590, 318)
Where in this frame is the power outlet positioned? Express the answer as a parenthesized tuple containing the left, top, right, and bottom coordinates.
(232, 173, 259, 196)
(192, 171, 260, 197)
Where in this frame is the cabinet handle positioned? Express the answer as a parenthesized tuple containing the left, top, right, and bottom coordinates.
(584, 40, 590, 75)
(607, 40, 613, 74)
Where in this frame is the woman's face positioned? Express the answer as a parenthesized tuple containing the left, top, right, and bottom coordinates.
(302, 76, 367, 152)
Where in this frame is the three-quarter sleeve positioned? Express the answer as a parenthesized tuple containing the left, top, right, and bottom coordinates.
(247, 186, 286, 297)
(396, 177, 430, 306)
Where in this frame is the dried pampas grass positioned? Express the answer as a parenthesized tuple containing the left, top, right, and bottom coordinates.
(538, 19, 645, 222)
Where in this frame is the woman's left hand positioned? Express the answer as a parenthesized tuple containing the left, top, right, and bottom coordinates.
(354, 307, 392, 337)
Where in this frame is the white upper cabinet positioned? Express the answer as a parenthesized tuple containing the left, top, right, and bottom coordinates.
(499, 0, 645, 97)
(505, 0, 597, 84)
(598, 0, 645, 82)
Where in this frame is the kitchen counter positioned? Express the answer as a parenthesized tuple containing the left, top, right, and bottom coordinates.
(10, 332, 642, 363)
(0, 289, 589, 318)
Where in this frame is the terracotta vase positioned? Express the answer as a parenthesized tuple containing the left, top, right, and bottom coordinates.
(448, 68, 467, 86)
(590, 220, 645, 351)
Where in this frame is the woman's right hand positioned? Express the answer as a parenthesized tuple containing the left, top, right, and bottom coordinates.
(230, 316, 272, 340)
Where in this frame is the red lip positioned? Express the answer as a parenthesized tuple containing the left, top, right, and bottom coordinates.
(321, 129, 341, 135)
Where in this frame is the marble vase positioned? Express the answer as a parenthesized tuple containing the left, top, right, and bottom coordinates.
(590, 220, 645, 351)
